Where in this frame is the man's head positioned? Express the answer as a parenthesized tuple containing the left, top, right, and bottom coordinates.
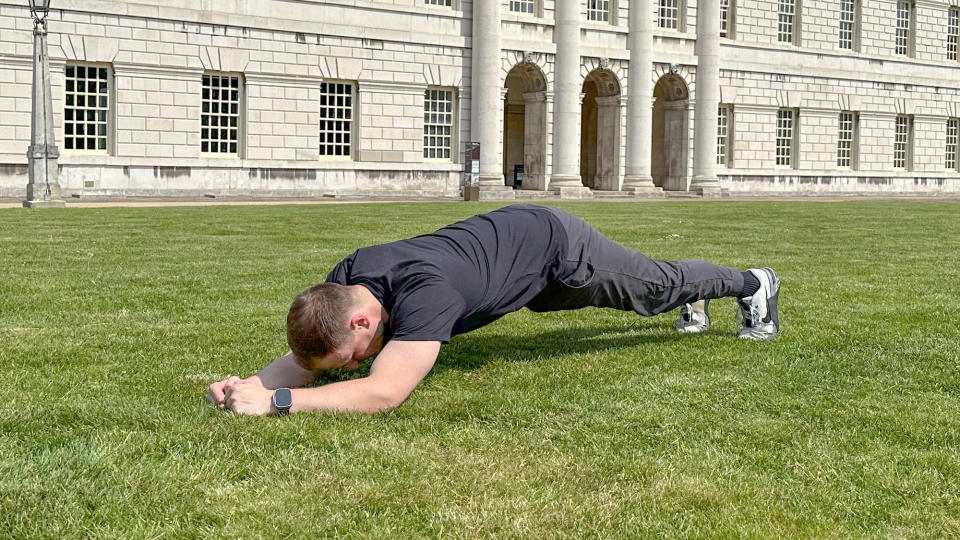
(286, 283, 385, 371)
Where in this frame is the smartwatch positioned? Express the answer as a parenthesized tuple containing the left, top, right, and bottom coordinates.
(272, 388, 292, 416)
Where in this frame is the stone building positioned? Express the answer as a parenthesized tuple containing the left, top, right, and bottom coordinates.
(2, 0, 960, 199)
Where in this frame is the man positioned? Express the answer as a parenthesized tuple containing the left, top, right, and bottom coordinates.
(207, 204, 779, 416)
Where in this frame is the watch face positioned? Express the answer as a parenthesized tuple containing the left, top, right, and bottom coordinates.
(273, 388, 293, 409)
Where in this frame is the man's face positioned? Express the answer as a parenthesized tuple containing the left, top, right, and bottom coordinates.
(313, 325, 385, 372)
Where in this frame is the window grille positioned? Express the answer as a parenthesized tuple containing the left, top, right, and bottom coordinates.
(201, 73, 241, 156)
(837, 112, 857, 169)
(319, 82, 354, 158)
(63, 64, 110, 153)
(423, 88, 454, 160)
(587, 0, 610, 23)
(949, 8, 959, 61)
(509, 0, 534, 15)
(778, 0, 796, 44)
(720, 0, 731, 38)
(659, 0, 679, 30)
(776, 109, 796, 167)
(896, 1, 912, 56)
(894, 115, 912, 169)
(839, 0, 856, 50)
(717, 105, 732, 167)
(946, 118, 959, 171)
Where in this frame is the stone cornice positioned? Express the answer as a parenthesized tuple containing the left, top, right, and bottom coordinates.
(720, 42, 960, 91)
(361, 80, 431, 94)
(0, 1, 470, 51)
(111, 62, 204, 79)
(0, 54, 31, 69)
(244, 73, 323, 88)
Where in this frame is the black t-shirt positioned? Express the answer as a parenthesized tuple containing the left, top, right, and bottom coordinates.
(325, 204, 568, 343)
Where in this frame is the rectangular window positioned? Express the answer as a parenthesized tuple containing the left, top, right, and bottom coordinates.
(424, 0, 452, 7)
(778, 0, 797, 44)
(949, 8, 959, 61)
(720, 0, 733, 38)
(946, 118, 959, 171)
(587, 0, 610, 23)
(717, 105, 732, 167)
(319, 81, 354, 159)
(776, 108, 796, 168)
(894, 114, 913, 170)
(839, 0, 856, 50)
(658, 0, 679, 30)
(896, 1, 913, 56)
(201, 73, 242, 156)
(63, 64, 110, 154)
(509, 0, 534, 15)
(423, 88, 454, 160)
(837, 112, 858, 169)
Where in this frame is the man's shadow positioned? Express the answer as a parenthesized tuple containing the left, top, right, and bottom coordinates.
(317, 317, 686, 382)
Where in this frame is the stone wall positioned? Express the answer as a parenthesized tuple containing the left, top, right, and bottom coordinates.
(2, 0, 960, 198)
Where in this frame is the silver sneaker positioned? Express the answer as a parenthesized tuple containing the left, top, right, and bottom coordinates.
(676, 299, 711, 333)
(738, 267, 780, 340)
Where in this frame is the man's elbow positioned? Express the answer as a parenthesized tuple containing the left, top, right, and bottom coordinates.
(363, 383, 409, 413)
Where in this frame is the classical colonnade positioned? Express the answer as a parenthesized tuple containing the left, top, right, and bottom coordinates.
(470, 0, 723, 198)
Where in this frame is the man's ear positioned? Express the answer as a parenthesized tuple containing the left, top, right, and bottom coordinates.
(350, 313, 370, 330)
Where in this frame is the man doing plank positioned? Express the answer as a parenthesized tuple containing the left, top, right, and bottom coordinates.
(207, 204, 779, 416)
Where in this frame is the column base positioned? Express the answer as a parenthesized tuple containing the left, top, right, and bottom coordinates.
(555, 186, 594, 200)
(691, 176, 723, 199)
(622, 174, 658, 189)
(693, 185, 724, 199)
(622, 175, 664, 197)
(23, 199, 66, 208)
(625, 187, 665, 199)
(464, 184, 517, 201)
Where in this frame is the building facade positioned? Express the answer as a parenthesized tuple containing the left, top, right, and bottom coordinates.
(2, 0, 960, 199)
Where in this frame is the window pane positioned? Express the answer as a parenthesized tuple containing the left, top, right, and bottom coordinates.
(423, 89, 455, 160)
(201, 73, 242, 156)
(318, 81, 355, 158)
(63, 63, 111, 154)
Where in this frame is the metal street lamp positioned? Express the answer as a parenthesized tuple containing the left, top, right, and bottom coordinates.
(23, 0, 65, 208)
(28, 0, 51, 21)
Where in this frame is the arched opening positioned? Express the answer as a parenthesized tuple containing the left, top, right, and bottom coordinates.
(503, 63, 547, 190)
(652, 73, 690, 191)
(580, 69, 622, 190)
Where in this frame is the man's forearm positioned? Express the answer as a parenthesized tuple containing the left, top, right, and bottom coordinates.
(256, 351, 316, 389)
(289, 378, 397, 415)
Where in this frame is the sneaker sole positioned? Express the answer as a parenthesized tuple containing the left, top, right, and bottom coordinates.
(761, 267, 780, 332)
(676, 299, 711, 333)
(738, 268, 779, 340)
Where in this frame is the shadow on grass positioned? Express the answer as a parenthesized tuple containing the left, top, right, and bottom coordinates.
(317, 320, 685, 383)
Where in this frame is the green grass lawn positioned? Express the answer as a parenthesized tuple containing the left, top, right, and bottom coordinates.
(1, 200, 959, 538)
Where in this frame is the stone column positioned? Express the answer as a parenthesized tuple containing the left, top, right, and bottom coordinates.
(469, 0, 514, 200)
(549, 0, 592, 198)
(623, 0, 659, 193)
(691, 0, 722, 196)
(24, 15, 65, 208)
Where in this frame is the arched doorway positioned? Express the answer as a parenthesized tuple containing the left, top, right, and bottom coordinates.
(652, 73, 690, 191)
(503, 63, 547, 190)
(580, 70, 622, 190)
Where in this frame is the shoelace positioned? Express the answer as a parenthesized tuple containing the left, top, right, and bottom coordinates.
(736, 299, 763, 330)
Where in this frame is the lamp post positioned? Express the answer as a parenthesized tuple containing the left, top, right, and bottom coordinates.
(23, 0, 65, 208)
